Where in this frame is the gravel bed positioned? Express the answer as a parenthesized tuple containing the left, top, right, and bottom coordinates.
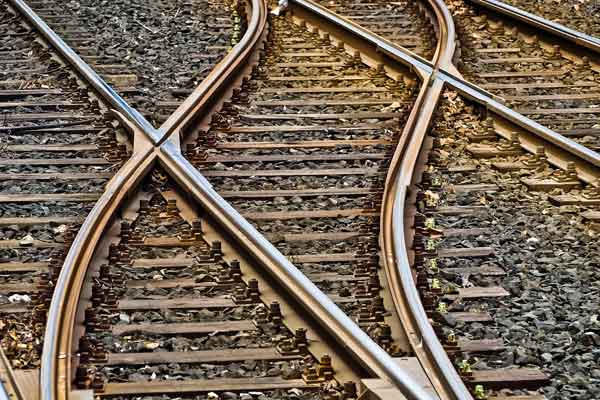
(0, 165, 115, 174)
(298, 262, 353, 275)
(275, 238, 365, 256)
(206, 146, 387, 157)
(1, 132, 102, 146)
(206, 159, 385, 171)
(211, 176, 381, 191)
(128, 246, 192, 259)
(214, 128, 397, 143)
(0, 203, 94, 218)
(118, 264, 219, 281)
(0, 180, 107, 194)
(0, 248, 56, 263)
(228, 196, 372, 213)
(104, 389, 322, 400)
(113, 306, 257, 325)
(430, 90, 599, 399)
(0, 151, 105, 160)
(99, 360, 305, 382)
(32, 0, 238, 125)
(105, 329, 280, 353)
(254, 216, 375, 234)
(0, 225, 69, 241)
(123, 286, 235, 299)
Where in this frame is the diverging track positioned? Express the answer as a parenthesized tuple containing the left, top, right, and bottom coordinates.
(1, 0, 599, 400)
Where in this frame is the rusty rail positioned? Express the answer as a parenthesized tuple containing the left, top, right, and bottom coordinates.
(21, 1, 434, 400)
(381, 73, 474, 400)
(423, 0, 456, 67)
(465, 0, 600, 54)
(374, 0, 474, 397)
(12, 0, 599, 399)
(289, 0, 600, 178)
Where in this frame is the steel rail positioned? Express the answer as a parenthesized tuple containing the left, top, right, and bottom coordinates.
(381, 73, 474, 400)
(8, 0, 160, 142)
(465, 0, 600, 54)
(423, 0, 456, 68)
(25, 0, 435, 399)
(40, 147, 156, 400)
(158, 142, 435, 400)
(289, 0, 600, 177)
(19, 0, 597, 397)
(157, 0, 267, 142)
(375, 0, 474, 398)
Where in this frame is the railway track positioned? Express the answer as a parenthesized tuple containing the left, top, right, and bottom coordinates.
(494, 0, 600, 39)
(0, 0, 599, 399)
(26, 0, 239, 126)
(70, 171, 367, 399)
(313, 0, 437, 60)
(0, 0, 128, 379)
(449, 0, 600, 153)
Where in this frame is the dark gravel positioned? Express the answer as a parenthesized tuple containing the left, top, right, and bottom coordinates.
(429, 90, 599, 399)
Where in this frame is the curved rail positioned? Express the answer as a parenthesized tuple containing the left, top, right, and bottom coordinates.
(158, 0, 268, 141)
(40, 147, 156, 400)
(20, 0, 600, 398)
(381, 75, 474, 400)
(378, 0, 474, 398)
(424, 0, 456, 68)
(465, 0, 600, 54)
(289, 0, 600, 177)
(32, 1, 436, 400)
(380, 61, 474, 400)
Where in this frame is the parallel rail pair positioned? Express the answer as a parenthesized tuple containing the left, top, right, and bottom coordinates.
(2, 0, 599, 399)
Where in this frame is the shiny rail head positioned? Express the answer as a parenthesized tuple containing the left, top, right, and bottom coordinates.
(465, 0, 600, 54)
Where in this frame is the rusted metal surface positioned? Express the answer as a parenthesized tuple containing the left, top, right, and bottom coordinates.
(23, 1, 436, 400)
(10, 0, 596, 399)
(465, 0, 600, 54)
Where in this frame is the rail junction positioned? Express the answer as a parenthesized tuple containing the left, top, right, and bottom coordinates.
(0, 0, 598, 399)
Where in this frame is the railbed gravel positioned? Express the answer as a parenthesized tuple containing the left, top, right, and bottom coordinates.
(431, 90, 599, 399)
(54, 0, 237, 124)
